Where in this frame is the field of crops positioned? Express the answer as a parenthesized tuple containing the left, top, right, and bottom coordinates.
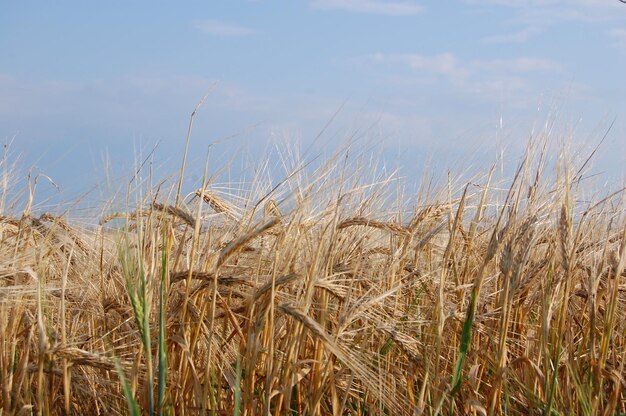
(0, 139, 624, 415)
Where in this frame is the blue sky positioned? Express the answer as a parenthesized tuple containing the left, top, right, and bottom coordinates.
(1, 1, 625, 201)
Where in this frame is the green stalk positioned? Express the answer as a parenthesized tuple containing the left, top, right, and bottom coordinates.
(120, 241, 154, 416)
(543, 343, 561, 416)
(234, 355, 242, 416)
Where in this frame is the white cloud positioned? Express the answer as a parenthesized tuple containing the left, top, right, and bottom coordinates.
(194, 19, 254, 37)
(310, 0, 423, 15)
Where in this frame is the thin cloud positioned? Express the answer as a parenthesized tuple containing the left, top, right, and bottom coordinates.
(356, 52, 563, 104)
(482, 26, 541, 43)
(361, 53, 559, 88)
(0, 74, 276, 120)
(464, 0, 622, 8)
(472, 57, 562, 72)
(366, 52, 561, 73)
(466, 0, 625, 36)
(310, 0, 423, 15)
(476, 1, 626, 49)
(194, 19, 254, 37)
(367, 52, 468, 81)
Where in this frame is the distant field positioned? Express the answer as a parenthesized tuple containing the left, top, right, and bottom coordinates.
(0, 139, 624, 415)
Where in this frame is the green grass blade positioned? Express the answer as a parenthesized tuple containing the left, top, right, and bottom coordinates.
(157, 230, 168, 415)
(140, 263, 155, 416)
(115, 359, 141, 416)
(451, 292, 475, 395)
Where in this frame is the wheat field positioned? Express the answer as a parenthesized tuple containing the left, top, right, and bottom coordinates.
(0, 137, 624, 415)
